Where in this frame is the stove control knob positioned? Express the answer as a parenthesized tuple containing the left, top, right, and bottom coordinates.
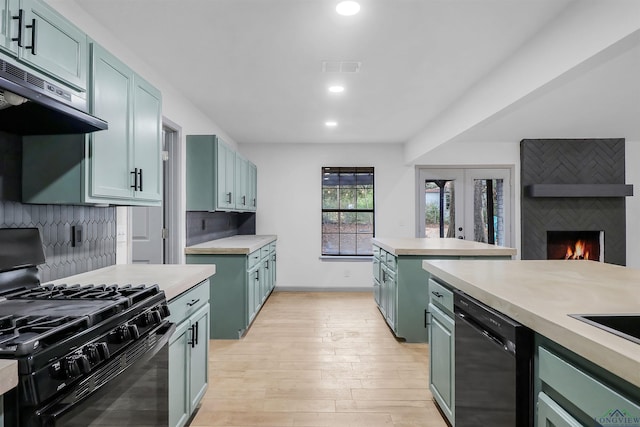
(76, 355, 91, 374)
(151, 309, 162, 324)
(97, 342, 110, 360)
(63, 355, 90, 378)
(128, 324, 140, 340)
(63, 357, 80, 378)
(137, 312, 153, 327)
(110, 325, 131, 343)
(159, 304, 171, 318)
(84, 344, 101, 364)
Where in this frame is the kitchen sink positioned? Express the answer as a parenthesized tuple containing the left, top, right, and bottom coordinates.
(570, 314, 640, 345)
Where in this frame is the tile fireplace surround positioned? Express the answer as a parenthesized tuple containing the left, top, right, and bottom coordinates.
(520, 138, 632, 266)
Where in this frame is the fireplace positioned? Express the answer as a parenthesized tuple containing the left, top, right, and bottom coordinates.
(547, 231, 603, 262)
(520, 139, 633, 266)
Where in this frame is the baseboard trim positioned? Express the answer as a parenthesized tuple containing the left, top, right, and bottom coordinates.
(275, 286, 373, 292)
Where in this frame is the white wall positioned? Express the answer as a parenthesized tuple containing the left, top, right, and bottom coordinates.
(239, 143, 413, 289)
(240, 141, 523, 290)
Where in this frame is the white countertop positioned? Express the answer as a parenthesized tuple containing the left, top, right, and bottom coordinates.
(185, 234, 277, 255)
(48, 264, 216, 301)
(373, 237, 516, 256)
(422, 259, 640, 388)
(0, 360, 17, 395)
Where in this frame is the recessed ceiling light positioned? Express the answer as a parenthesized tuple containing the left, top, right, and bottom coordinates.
(325, 121, 338, 127)
(328, 85, 345, 93)
(336, 1, 360, 16)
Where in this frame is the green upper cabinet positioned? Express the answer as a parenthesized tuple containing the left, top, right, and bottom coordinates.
(90, 43, 133, 200)
(248, 161, 257, 211)
(4, 0, 86, 90)
(0, 0, 18, 53)
(234, 153, 248, 209)
(131, 74, 162, 202)
(217, 139, 235, 210)
(21, 41, 162, 206)
(90, 44, 162, 203)
(186, 135, 257, 212)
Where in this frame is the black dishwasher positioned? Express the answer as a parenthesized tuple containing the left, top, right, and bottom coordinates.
(454, 290, 533, 427)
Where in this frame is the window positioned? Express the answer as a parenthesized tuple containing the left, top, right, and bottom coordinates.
(322, 167, 374, 256)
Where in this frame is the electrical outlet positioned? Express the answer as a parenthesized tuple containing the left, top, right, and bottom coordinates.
(344, 269, 351, 278)
(71, 225, 83, 247)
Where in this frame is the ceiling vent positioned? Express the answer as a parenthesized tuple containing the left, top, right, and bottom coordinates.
(322, 61, 361, 73)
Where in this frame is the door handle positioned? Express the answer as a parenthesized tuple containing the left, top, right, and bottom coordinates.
(138, 168, 143, 191)
(11, 10, 23, 47)
(226, 192, 232, 203)
(25, 18, 36, 54)
(130, 168, 139, 190)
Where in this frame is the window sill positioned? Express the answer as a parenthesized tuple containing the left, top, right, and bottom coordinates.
(319, 256, 373, 261)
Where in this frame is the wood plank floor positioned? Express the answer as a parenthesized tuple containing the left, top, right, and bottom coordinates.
(190, 291, 448, 427)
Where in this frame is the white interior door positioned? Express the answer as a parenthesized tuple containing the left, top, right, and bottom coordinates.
(131, 206, 163, 264)
(417, 167, 512, 246)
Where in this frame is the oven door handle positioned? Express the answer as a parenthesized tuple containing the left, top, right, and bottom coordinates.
(35, 321, 176, 424)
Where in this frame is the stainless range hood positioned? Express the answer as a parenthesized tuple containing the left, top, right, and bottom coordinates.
(0, 57, 107, 135)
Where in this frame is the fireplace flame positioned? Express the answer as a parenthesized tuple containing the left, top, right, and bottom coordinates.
(565, 240, 590, 260)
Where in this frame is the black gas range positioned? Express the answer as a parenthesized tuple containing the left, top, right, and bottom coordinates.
(0, 228, 173, 427)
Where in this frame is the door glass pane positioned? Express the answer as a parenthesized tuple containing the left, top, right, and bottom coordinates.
(472, 179, 504, 245)
(425, 180, 455, 238)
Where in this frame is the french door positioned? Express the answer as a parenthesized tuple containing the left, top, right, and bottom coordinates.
(416, 167, 512, 246)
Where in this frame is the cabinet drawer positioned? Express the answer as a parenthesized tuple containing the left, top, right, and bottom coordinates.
(373, 245, 381, 258)
(248, 250, 261, 268)
(372, 257, 381, 282)
(269, 242, 277, 253)
(428, 279, 454, 314)
(169, 280, 210, 323)
(539, 347, 640, 421)
(260, 245, 271, 259)
(385, 252, 397, 270)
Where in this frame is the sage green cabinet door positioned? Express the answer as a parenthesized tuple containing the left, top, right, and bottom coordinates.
(234, 153, 248, 210)
(537, 392, 584, 427)
(169, 320, 190, 427)
(1, 0, 19, 54)
(429, 303, 454, 425)
(247, 265, 259, 324)
(132, 75, 162, 202)
(89, 43, 133, 200)
(216, 140, 235, 210)
(248, 161, 257, 211)
(19, 0, 87, 90)
(189, 304, 210, 413)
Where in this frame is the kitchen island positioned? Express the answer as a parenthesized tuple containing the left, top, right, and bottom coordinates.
(423, 259, 640, 426)
(372, 237, 516, 342)
(186, 235, 277, 338)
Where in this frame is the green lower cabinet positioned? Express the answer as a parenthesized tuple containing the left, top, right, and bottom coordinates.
(428, 303, 455, 425)
(535, 338, 640, 427)
(169, 320, 190, 427)
(537, 392, 584, 427)
(186, 241, 276, 339)
(372, 245, 512, 343)
(168, 281, 210, 427)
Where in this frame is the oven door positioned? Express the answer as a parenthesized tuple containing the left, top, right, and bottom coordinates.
(31, 322, 175, 427)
